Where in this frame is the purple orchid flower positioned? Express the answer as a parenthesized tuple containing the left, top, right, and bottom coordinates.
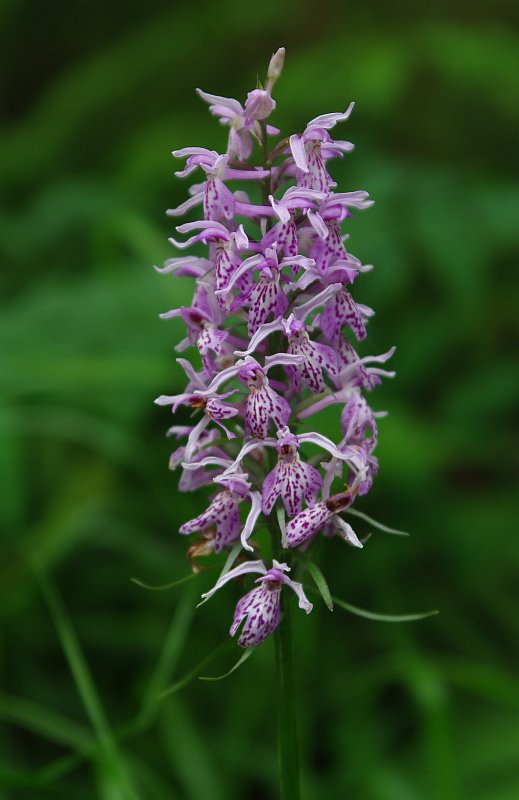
(191, 353, 304, 439)
(336, 339, 396, 391)
(170, 220, 252, 309)
(339, 392, 381, 495)
(195, 89, 277, 161)
(288, 105, 355, 192)
(170, 148, 271, 224)
(200, 559, 312, 647)
(297, 347, 396, 420)
(285, 467, 367, 548)
(216, 426, 365, 487)
(318, 457, 364, 547)
(288, 258, 375, 343)
(155, 357, 239, 448)
(180, 472, 261, 553)
(195, 48, 284, 162)
(261, 427, 322, 517)
(261, 186, 327, 261)
(217, 245, 314, 332)
(159, 289, 229, 375)
(305, 191, 373, 275)
(167, 426, 229, 492)
(234, 284, 343, 392)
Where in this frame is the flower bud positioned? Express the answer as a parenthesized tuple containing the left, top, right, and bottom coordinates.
(266, 47, 285, 91)
(245, 89, 276, 121)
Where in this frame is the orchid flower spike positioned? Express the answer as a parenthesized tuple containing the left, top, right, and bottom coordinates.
(155, 48, 397, 648)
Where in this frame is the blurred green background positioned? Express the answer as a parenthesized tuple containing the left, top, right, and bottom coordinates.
(1, 1, 518, 798)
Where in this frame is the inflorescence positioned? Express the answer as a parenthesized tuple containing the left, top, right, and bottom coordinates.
(155, 48, 395, 648)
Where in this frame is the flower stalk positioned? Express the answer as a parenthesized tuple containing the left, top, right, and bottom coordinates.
(275, 592, 300, 800)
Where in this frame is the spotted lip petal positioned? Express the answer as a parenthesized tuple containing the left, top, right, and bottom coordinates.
(229, 561, 313, 647)
(230, 583, 282, 647)
(262, 454, 322, 518)
(285, 503, 333, 547)
(245, 382, 291, 439)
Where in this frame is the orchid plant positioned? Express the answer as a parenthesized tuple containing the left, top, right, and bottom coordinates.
(154, 48, 404, 798)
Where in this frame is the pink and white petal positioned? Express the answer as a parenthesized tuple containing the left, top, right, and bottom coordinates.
(223, 438, 276, 475)
(248, 279, 287, 335)
(154, 255, 209, 275)
(172, 146, 218, 158)
(176, 219, 229, 236)
(176, 357, 208, 390)
(266, 387, 292, 429)
(282, 576, 313, 612)
(196, 88, 244, 116)
(166, 191, 204, 217)
(323, 139, 355, 153)
(195, 361, 242, 396)
(286, 350, 320, 394)
(307, 104, 355, 129)
(307, 209, 329, 239)
(265, 352, 305, 371)
(179, 490, 229, 534)
(241, 491, 262, 551)
(321, 456, 339, 499)
(181, 454, 232, 471)
(215, 254, 263, 297)
(234, 318, 284, 357)
(211, 419, 237, 440)
(334, 517, 363, 548)
(206, 397, 239, 420)
(293, 283, 343, 321)
(200, 559, 267, 605)
(297, 431, 357, 463)
(184, 416, 211, 461)
(154, 391, 192, 408)
(289, 134, 309, 172)
(279, 462, 305, 517)
(269, 194, 291, 224)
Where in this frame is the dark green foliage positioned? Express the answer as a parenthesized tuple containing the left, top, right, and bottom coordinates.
(1, 1, 518, 797)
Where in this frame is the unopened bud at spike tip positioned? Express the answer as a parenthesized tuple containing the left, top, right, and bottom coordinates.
(266, 47, 286, 91)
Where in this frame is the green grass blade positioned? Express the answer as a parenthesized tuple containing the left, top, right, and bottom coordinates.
(35, 570, 141, 800)
(436, 656, 519, 709)
(159, 697, 225, 800)
(36, 752, 85, 787)
(0, 691, 94, 753)
(135, 581, 197, 727)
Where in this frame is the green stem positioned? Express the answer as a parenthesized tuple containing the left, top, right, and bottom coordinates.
(274, 594, 301, 800)
(271, 526, 300, 800)
(259, 120, 273, 223)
